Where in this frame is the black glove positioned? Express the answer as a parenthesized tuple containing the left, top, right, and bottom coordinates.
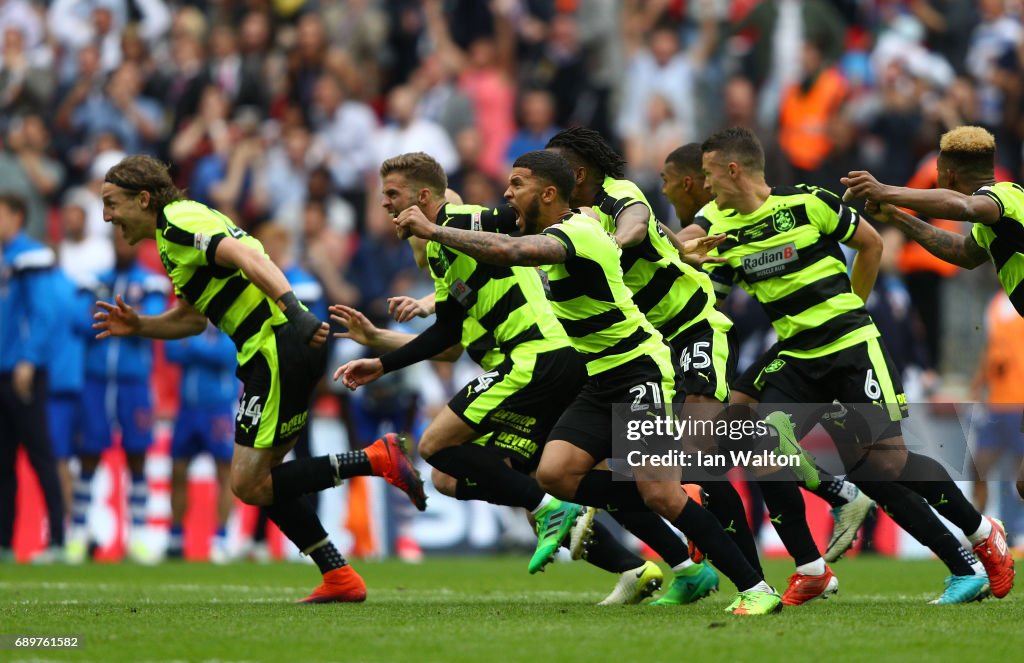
(278, 291, 322, 344)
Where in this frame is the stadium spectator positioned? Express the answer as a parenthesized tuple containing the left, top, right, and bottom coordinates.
(621, 22, 703, 142)
(518, 12, 596, 131)
(411, 52, 476, 148)
(505, 89, 559, 169)
(970, 290, 1024, 544)
(778, 34, 849, 180)
(70, 61, 165, 156)
(205, 23, 265, 112)
(425, 0, 515, 178)
(622, 92, 687, 219)
(310, 71, 377, 224)
(718, 74, 794, 187)
(160, 7, 209, 133)
(375, 85, 459, 176)
(729, 0, 846, 127)
(0, 0, 44, 59)
(0, 192, 64, 563)
(0, 114, 65, 240)
(965, 0, 1024, 173)
(164, 323, 238, 563)
(199, 106, 269, 228)
(0, 25, 54, 123)
(58, 187, 114, 282)
(45, 264, 92, 563)
(70, 230, 168, 564)
(168, 84, 234, 191)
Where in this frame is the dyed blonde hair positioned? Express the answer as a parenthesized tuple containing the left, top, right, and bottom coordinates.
(938, 126, 996, 176)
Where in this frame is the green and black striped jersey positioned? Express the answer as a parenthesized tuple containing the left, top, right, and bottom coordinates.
(593, 176, 732, 341)
(696, 185, 878, 358)
(972, 182, 1024, 316)
(540, 211, 668, 375)
(155, 200, 285, 364)
(427, 203, 572, 370)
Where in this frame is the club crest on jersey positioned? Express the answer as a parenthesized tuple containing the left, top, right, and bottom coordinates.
(772, 208, 796, 232)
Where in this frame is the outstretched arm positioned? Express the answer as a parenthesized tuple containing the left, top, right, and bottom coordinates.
(868, 202, 990, 269)
(842, 170, 1002, 224)
(213, 236, 329, 346)
(614, 204, 651, 248)
(330, 303, 461, 360)
(94, 296, 208, 340)
(395, 206, 567, 266)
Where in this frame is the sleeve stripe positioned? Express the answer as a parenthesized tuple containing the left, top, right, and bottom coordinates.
(162, 224, 195, 247)
(830, 205, 859, 242)
(543, 227, 576, 260)
(976, 187, 1005, 217)
(206, 234, 225, 265)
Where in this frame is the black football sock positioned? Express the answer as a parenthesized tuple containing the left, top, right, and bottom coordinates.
(810, 474, 852, 508)
(671, 499, 763, 590)
(571, 470, 650, 512)
(700, 481, 764, 577)
(757, 475, 822, 566)
(857, 481, 977, 576)
(270, 456, 338, 504)
(428, 445, 544, 509)
(898, 452, 983, 535)
(308, 541, 347, 574)
(578, 521, 646, 573)
(334, 450, 373, 479)
(264, 495, 346, 573)
(610, 510, 689, 567)
(454, 477, 492, 501)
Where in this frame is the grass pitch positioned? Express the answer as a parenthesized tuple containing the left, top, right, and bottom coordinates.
(1, 556, 1022, 662)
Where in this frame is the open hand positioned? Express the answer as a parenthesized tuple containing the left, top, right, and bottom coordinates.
(330, 304, 379, 346)
(682, 233, 728, 266)
(387, 295, 434, 323)
(332, 358, 384, 390)
(93, 294, 141, 339)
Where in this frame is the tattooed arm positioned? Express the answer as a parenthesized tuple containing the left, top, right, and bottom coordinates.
(428, 224, 567, 266)
(870, 202, 990, 269)
(842, 170, 1002, 224)
(395, 205, 567, 266)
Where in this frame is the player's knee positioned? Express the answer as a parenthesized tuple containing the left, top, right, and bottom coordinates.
(637, 484, 680, 518)
(418, 435, 444, 460)
(535, 464, 573, 500)
(431, 468, 457, 497)
(231, 474, 271, 506)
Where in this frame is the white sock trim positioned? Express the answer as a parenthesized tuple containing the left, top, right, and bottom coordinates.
(530, 494, 554, 516)
(796, 558, 826, 576)
(968, 517, 992, 544)
(672, 559, 695, 572)
(301, 537, 330, 556)
(741, 580, 773, 593)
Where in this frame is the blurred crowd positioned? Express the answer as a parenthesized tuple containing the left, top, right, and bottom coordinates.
(5, 0, 1024, 561)
(3, 0, 1024, 365)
